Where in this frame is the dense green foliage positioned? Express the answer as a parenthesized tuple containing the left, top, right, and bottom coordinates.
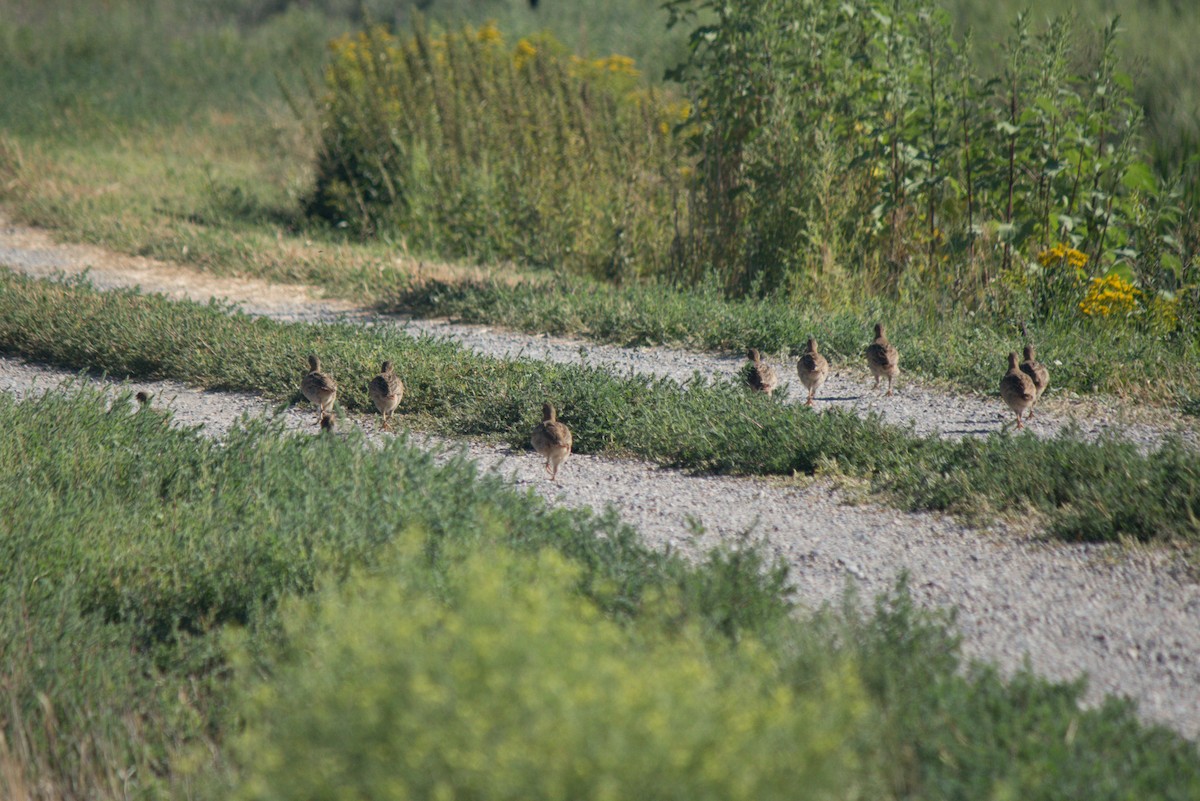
(304, 22, 686, 279)
(1, 269, 1198, 544)
(234, 544, 867, 801)
(664, 1, 1177, 298)
(305, 1, 1199, 337)
(0, 386, 788, 797)
(4, 389, 1199, 800)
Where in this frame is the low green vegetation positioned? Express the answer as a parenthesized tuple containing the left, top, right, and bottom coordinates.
(2, 388, 1198, 799)
(394, 274, 1200, 406)
(1, 269, 1198, 544)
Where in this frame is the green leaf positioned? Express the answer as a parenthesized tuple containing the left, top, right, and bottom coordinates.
(1120, 162, 1157, 193)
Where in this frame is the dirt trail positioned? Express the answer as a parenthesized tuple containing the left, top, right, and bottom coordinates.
(1, 217, 1199, 738)
(1, 214, 1193, 449)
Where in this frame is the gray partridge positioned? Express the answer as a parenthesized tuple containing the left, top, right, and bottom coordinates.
(866, 323, 899, 396)
(300, 353, 337, 426)
(796, 338, 829, 406)
(746, 348, 780, 396)
(368, 360, 404, 431)
(531, 401, 573, 481)
(999, 351, 1037, 429)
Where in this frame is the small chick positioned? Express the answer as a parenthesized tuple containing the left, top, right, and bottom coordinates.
(135, 391, 152, 408)
(746, 348, 780, 396)
(999, 351, 1037, 429)
(531, 401, 573, 481)
(865, 323, 900, 396)
(368, 360, 405, 431)
(796, 338, 830, 406)
(1019, 344, 1050, 419)
(300, 353, 337, 426)
(319, 412, 336, 433)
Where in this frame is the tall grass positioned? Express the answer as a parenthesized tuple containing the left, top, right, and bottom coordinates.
(302, 21, 687, 280)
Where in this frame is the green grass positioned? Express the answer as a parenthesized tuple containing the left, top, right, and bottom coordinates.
(2, 387, 1198, 800)
(393, 274, 1200, 406)
(1, 269, 1198, 545)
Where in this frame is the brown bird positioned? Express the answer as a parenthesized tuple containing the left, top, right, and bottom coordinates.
(746, 348, 779, 396)
(300, 353, 337, 426)
(1019, 344, 1050, 419)
(135, 390, 152, 408)
(368, 360, 404, 431)
(319, 412, 336, 433)
(999, 351, 1037, 429)
(531, 401, 573, 481)
(865, 323, 900, 396)
(796, 338, 830, 406)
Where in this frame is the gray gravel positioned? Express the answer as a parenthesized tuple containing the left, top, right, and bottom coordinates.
(2, 224, 1195, 452)
(1, 355, 1197, 739)
(2, 221, 1199, 739)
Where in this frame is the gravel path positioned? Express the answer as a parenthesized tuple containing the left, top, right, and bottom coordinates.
(2, 219, 1199, 738)
(2, 218, 1196, 451)
(2, 355, 1197, 739)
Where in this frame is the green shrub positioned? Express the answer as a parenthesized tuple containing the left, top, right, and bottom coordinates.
(663, 0, 1180, 307)
(304, 20, 688, 280)
(233, 541, 871, 801)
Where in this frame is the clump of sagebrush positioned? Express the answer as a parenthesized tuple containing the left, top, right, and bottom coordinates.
(300, 19, 688, 281)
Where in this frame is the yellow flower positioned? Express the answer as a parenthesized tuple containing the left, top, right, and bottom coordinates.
(1078, 273, 1140, 317)
(476, 20, 502, 45)
(514, 38, 537, 69)
(1037, 242, 1087, 269)
(592, 54, 639, 76)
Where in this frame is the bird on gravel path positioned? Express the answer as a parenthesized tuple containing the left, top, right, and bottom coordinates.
(301, 353, 337, 426)
(866, 323, 899, 396)
(746, 348, 780, 396)
(797, 338, 829, 407)
(531, 401, 573, 481)
(1019, 344, 1050, 419)
(368, 359, 404, 431)
(999, 351, 1037, 429)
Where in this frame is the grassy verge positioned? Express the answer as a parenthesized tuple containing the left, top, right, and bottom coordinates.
(2, 387, 1197, 799)
(393, 275, 1200, 406)
(1, 269, 1197, 545)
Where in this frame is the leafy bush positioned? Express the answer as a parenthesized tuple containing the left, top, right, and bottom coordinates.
(663, 0, 1182, 307)
(303, 21, 688, 280)
(233, 542, 869, 801)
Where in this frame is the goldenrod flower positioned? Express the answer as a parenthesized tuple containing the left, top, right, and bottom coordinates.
(1037, 242, 1088, 269)
(514, 38, 537, 68)
(476, 20, 502, 45)
(1078, 273, 1140, 317)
